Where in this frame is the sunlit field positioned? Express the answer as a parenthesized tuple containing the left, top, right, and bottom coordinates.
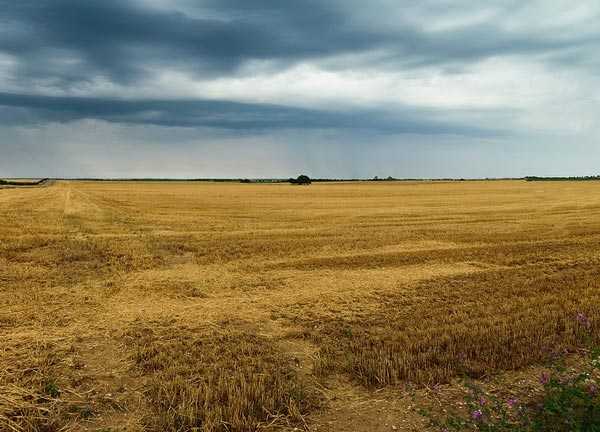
(2, 180, 600, 431)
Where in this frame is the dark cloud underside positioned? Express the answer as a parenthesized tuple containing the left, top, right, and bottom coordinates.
(0, 92, 509, 137)
(1, 0, 595, 86)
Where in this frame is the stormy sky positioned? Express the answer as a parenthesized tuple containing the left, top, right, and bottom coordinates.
(1, 1, 599, 178)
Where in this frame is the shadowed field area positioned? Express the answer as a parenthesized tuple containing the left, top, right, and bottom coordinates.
(1, 180, 600, 431)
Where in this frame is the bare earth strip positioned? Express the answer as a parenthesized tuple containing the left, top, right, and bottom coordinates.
(2, 180, 600, 431)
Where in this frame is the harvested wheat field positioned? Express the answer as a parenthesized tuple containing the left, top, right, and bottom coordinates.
(2, 180, 600, 431)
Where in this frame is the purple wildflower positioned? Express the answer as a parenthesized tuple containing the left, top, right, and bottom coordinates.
(479, 396, 487, 406)
(507, 398, 518, 408)
(472, 409, 483, 421)
(576, 312, 591, 329)
(589, 383, 598, 397)
(540, 371, 550, 385)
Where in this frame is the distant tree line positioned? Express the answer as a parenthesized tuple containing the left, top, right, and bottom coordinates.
(372, 176, 397, 181)
(525, 176, 600, 182)
(241, 175, 314, 185)
(39, 176, 597, 185)
(0, 178, 48, 186)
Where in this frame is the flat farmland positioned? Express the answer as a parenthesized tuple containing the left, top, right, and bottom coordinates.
(2, 180, 600, 431)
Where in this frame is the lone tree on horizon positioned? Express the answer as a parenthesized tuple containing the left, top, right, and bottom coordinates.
(289, 175, 311, 185)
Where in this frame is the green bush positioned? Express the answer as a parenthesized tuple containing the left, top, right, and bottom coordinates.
(429, 352, 600, 432)
(289, 175, 311, 185)
(427, 316, 600, 431)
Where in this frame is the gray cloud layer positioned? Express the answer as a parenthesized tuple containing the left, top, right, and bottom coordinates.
(1, 0, 599, 177)
(2, 0, 380, 86)
(3, 0, 597, 85)
(0, 92, 508, 137)
(0, 1, 345, 83)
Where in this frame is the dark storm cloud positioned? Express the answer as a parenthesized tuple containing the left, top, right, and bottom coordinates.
(1, 0, 596, 88)
(0, 0, 380, 86)
(0, 92, 506, 137)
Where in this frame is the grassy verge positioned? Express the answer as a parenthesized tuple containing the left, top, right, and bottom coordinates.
(423, 346, 600, 431)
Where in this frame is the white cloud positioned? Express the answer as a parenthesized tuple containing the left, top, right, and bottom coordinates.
(51, 53, 596, 140)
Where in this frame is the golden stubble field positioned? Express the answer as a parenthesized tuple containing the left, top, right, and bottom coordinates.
(2, 180, 600, 431)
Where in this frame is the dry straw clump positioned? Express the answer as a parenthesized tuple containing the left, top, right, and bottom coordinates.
(0, 341, 84, 432)
(127, 322, 320, 432)
(0, 384, 52, 432)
